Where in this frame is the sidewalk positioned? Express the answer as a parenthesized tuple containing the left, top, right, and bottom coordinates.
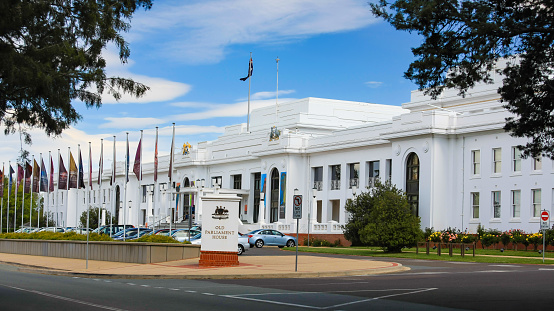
(0, 252, 407, 279)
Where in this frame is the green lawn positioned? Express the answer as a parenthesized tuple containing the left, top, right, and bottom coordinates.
(284, 246, 554, 265)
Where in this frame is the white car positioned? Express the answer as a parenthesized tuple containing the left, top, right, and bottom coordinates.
(190, 233, 250, 255)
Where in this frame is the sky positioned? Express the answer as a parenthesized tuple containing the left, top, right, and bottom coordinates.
(1, 0, 423, 171)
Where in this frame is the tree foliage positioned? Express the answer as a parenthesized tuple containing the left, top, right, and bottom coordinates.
(371, 0, 554, 158)
(79, 206, 116, 229)
(0, 0, 152, 142)
(345, 180, 422, 252)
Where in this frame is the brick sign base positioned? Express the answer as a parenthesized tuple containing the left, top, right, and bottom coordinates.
(199, 250, 239, 267)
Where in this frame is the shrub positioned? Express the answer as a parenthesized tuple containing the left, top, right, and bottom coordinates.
(130, 235, 189, 244)
(481, 233, 500, 248)
(527, 232, 543, 251)
(458, 234, 475, 244)
(511, 229, 527, 250)
(0, 232, 113, 241)
(303, 237, 341, 247)
(500, 231, 513, 248)
(428, 231, 441, 242)
(353, 180, 423, 252)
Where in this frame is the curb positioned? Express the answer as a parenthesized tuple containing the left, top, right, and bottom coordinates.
(13, 263, 409, 280)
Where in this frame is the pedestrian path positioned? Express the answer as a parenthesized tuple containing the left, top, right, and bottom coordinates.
(0, 252, 407, 279)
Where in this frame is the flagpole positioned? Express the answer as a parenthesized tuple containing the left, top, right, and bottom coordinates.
(99, 138, 103, 229)
(14, 163, 19, 232)
(67, 147, 70, 228)
(86, 141, 91, 269)
(7, 161, 11, 232)
(19, 163, 25, 230)
(57, 149, 60, 227)
(48, 151, 51, 227)
(123, 132, 128, 241)
(154, 127, 158, 228)
(37, 153, 42, 228)
(247, 52, 252, 133)
(76, 144, 81, 228)
(169, 123, 175, 235)
(138, 129, 143, 237)
(276, 56, 279, 122)
(111, 136, 116, 237)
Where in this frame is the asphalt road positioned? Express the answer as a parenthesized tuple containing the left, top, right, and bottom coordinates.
(1, 248, 553, 310)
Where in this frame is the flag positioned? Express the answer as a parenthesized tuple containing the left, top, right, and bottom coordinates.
(89, 143, 93, 189)
(58, 154, 68, 189)
(16, 164, 23, 191)
(169, 124, 175, 182)
(69, 152, 77, 189)
(40, 159, 48, 192)
(49, 156, 54, 192)
(24, 162, 32, 193)
(32, 159, 40, 193)
(8, 165, 14, 194)
(125, 135, 130, 182)
(0, 166, 3, 195)
(239, 57, 253, 81)
(78, 150, 85, 189)
(154, 128, 158, 182)
(98, 140, 103, 186)
(133, 138, 142, 180)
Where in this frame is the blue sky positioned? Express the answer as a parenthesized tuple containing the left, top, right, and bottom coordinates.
(2, 0, 422, 169)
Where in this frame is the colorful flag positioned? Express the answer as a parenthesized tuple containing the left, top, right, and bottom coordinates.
(16, 164, 23, 191)
(58, 154, 68, 189)
(24, 162, 32, 193)
(8, 165, 14, 194)
(69, 152, 77, 189)
(98, 139, 103, 187)
(239, 57, 253, 81)
(49, 156, 54, 192)
(169, 124, 175, 182)
(154, 128, 158, 182)
(133, 138, 142, 180)
(40, 159, 48, 192)
(78, 150, 85, 189)
(0, 166, 3, 195)
(32, 159, 40, 193)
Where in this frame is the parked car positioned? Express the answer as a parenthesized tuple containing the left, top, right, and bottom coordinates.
(151, 228, 172, 236)
(171, 229, 201, 242)
(189, 233, 250, 255)
(15, 227, 36, 233)
(112, 228, 140, 240)
(65, 227, 93, 234)
(38, 227, 66, 233)
(93, 225, 134, 236)
(246, 229, 297, 248)
(122, 229, 153, 240)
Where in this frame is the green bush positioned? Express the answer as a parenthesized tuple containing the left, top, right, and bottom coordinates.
(303, 237, 341, 247)
(129, 235, 189, 244)
(348, 180, 422, 252)
(0, 232, 113, 241)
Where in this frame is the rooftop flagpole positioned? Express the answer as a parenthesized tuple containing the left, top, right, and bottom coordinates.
(276, 56, 279, 122)
(240, 53, 253, 132)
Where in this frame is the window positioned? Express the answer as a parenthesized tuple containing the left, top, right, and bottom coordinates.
(142, 185, 147, 203)
(348, 163, 359, 188)
(471, 192, 480, 219)
(330, 165, 341, 190)
(313, 167, 323, 190)
(511, 190, 520, 218)
(232, 174, 242, 189)
(492, 191, 501, 218)
(533, 156, 542, 171)
(471, 150, 480, 175)
(211, 176, 222, 187)
(386, 159, 392, 181)
(532, 189, 541, 217)
(406, 153, 420, 216)
(493, 148, 501, 173)
(512, 147, 521, 172)
(368, 160, 380, 187)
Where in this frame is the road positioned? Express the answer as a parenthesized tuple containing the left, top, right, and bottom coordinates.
(1, 248, 553, 310)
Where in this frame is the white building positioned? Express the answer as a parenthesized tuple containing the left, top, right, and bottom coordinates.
(47, 69, 553, 241)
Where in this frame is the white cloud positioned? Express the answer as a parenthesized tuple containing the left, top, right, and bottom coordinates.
(248, 90, 296, 101)
(365, 81, 383, 88)
(131, 0, 376, 64)
(100, 48, 192, 104)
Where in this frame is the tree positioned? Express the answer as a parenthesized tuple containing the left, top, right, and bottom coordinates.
(345, 180, 422, 252)
(79, 206, 116, 229)
(0, 0, 152, 143)
(371, 1, 554, 158)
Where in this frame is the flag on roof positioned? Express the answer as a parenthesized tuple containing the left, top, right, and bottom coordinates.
(239, 57, 253, 81)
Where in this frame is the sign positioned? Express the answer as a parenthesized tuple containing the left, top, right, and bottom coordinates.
(293, 195, 302, 219)
(201, 195, 240, 252)
(540, 210, 550, 230)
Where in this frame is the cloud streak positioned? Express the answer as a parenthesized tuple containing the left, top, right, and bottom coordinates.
(131, 0, 376, 64)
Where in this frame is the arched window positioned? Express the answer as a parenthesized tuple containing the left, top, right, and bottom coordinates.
(270, 168, 279, 223)
(406, 153, 420, 216)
